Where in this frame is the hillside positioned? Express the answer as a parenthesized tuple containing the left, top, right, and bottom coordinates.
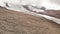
(0, 7, 60, 34)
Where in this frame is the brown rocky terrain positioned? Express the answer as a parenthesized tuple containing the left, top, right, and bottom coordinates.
(43, 10, 60, 19)
(0, 7, 60, 34)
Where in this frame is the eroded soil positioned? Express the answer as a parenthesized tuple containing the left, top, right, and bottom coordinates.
(0, 7, 60, 34)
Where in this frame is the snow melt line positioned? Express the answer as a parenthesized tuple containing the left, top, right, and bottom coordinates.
(5, 7, 60, 24)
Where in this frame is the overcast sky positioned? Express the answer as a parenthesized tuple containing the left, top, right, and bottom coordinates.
(0, 0, 60, 10)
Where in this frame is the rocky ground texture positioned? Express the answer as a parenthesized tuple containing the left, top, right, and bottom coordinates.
(0, 7, 60, 34)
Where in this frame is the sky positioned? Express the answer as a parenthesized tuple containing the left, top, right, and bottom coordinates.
(0, 0, 60, 10)
(41, 0, 60, 10)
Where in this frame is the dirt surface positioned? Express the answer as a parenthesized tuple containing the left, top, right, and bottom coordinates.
(45, 10, 60, 19)
(0, 7, 60, 34)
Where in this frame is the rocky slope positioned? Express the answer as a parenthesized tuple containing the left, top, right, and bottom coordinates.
(0, 7, 60, 34)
